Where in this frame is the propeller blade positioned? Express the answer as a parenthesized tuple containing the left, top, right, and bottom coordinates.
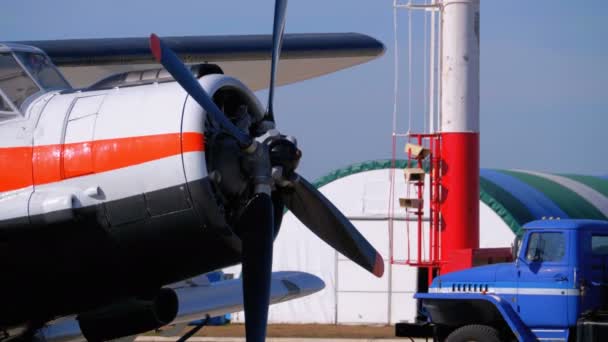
(266, 0, 288, 124)
(237, 193, 275, 342)
(283, 174, 384, 277)
(149, 34, 252, 148)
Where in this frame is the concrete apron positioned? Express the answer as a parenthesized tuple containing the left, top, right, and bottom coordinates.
(136, 338, 428, 342)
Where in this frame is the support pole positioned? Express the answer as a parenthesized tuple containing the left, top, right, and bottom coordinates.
(429, 0, 436, 133)
(439, 0, 480, 274)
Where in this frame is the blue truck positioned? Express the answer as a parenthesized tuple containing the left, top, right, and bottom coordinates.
(411, 219, 608, 342)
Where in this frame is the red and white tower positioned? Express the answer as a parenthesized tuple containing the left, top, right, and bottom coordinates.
(390, 0, 506, 278)
(439, 0, 480, 273)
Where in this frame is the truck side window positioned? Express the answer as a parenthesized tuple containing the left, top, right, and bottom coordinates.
(591, 235, 608, 255)
(525, 232, 565, 262)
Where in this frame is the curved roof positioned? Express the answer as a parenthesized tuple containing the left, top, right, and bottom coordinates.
(312, 160, 608, 235)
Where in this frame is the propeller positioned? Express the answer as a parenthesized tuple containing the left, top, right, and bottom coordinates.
(282, 175, 384, 277)
(150, 1, 382, 340)
(150, 33, 252, 149)
(236, 193, 274, 342)
(265, 0, 288, 125)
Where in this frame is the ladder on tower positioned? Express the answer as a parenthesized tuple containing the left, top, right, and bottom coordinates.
(395, 134, 442, 277)
(388, 0, 445, 283)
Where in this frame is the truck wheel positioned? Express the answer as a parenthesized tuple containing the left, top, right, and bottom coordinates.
(445, 324, 502, 342)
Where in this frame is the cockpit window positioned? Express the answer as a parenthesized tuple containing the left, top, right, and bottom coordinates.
(0, 53, 40, 109)
(0, 91, 15, 112)
(14, 52, 70, 90)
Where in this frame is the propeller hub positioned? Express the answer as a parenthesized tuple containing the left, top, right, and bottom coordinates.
(268, 136, 301, 180)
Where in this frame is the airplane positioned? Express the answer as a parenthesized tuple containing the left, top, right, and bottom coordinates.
(0, 1, 385, 341)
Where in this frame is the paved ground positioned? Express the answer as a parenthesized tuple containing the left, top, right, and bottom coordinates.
(136, 338, 428, 342)
(138, 324, 431, 341)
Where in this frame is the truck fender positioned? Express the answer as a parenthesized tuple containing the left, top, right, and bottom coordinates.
(416, 293, 537, 342)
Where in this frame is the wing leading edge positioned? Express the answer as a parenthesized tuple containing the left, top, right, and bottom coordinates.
(18, 33, 385, 89)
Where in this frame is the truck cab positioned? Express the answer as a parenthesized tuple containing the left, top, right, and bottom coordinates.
(416, 219, 608, 342)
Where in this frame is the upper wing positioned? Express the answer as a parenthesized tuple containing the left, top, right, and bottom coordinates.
(38, 271, 324, 341)
(18, 33, 385, 89)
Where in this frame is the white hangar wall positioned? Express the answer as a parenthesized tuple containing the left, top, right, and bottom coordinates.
(225, 162, 515, 325)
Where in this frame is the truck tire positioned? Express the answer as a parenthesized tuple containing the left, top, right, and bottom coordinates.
(445, 324, 502, 342)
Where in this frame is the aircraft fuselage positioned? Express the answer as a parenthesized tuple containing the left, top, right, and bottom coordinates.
(0, 73, 263, 328)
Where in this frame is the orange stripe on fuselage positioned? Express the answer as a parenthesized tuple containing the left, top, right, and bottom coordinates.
(0, 132, 205, 192)
(0, 146, 34, 192)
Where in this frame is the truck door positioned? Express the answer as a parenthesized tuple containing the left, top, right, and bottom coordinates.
(517, 231, 570, 328)
(581, 231, 608, 313)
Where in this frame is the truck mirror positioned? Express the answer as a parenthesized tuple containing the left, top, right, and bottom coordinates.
(512, 235, 522, 261)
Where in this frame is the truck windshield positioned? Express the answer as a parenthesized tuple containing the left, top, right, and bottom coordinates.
(525, 232, 565, 262)
(0, 53, 40, 109)
(14, 52, 70, 90)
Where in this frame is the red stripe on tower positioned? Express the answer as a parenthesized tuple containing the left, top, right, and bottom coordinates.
(440, 133, 479, 273)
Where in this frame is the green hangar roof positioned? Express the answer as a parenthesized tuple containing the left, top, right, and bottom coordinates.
(312, 160, 608, 236)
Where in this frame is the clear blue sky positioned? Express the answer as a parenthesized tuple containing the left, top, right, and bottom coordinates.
(2, 1, 607, 179)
